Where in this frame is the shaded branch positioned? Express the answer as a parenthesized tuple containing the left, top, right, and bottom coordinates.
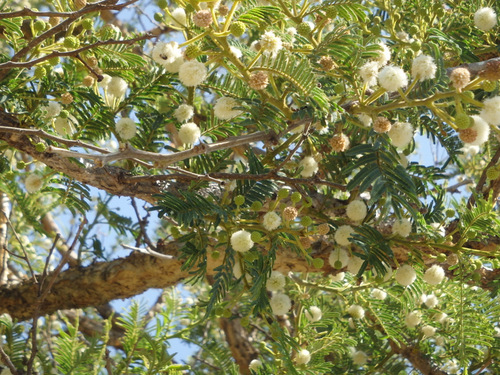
(388, 340, 448, 375)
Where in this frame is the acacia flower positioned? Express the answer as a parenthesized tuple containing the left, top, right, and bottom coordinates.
(347, 304, 365, 319)
(107, 76, 128, 98)
(171, 8, 187, 26)
(329, 248, 349, 269)
(299, 156, 318, 177)
(411, 54, 437, 81)
(378, 65, 408, 92)
(346, 200, 367, 222)
(304, 306, 322, 322)
(295, 349, 311, 365)
(388, 122, 414, 148)
(178, 61, 207, 86)
(359, 61, 379, 87)
(373, 116, 391, 133)
(249, 359, 262, 371)
(259, 31, 282, 55)
(352, 350, 368, 365)
(370, 288, 387, 300)
(262, 211, 282, 231)
(152, 41, 183, 67)
(392, 218, 412, 237)
(230, 230, 254, 252)
(115, 118, 137, 140)
(178, 122, 201, 145)
(422, 325, 436, 337)
(213, 97, 243, 120)
(405, 310, 422, 328)
(42, 102, 61, 118)
(424, 293, 439, 308)
(449, 68, 470, 91)
(423, 265, 445, 285)
(25, 174, 43, 193)
(373, 42, 391, 67)
(474, 7, 497, 31)
(460, 115, 490, 146)
(479, 96, 500, 125)
(395, 264, 417, 286)
(270, 292, 291, 315)
(266, 270, 286, 291)
(347, 256, 364, 274)
(174, 104, 194, 123)
(334, 225, 354, 247)
(330, 133, 350, 152)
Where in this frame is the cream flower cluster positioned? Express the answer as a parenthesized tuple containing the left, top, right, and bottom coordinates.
(25, 174, 43, 193)
(334, 225, 354, 246)
(395, 264, 417, 286)
(260, 31, 283, 55)
(107, 76, 128, 99)
(423, 265, 445, 285)
(388, 122, 414, 148)
(295, 349, 311, 365)
(266, 270, 285, 291)
(352, 350, 368, 366)
(42, 102, 61, 118)
(411, 54, 437, 81)
(178, 122, 201, 145)
(474, 7, 497, 32)
(248, 359, 262, 371)
(463, 115, 490, 146)
(270, 292, 291, 315)
(230, 229, 254, 252)
(213, 97, 243, 120)
(115, 118, 137, 140)
(328, 248, 349, 268)
(347, 256, 364, 274)
(378, 65, 408, 92)
(479, 96, 500, 126)
(370, 288, 387, 300)
(347, 304, 365, 319)
(346, 199, 367, 221)
(304, 306, 322, 322)
(178, 61, 207, 87)
(262, 211, 282, 231)
(405, 310, 422, 328)
(392, 218, 412, 237)
(152, 41, 183, 69)
(174, 104, 194, 123)
(171, 8, 187, 26)
(299, 156, 318, 177)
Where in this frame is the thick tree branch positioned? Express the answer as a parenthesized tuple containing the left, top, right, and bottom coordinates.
(388, 340, 447, 375)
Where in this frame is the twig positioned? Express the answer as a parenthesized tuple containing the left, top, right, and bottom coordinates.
(130, 198, 155, 249)
(0, 345, 18, 375)
(121, 243, 175, 260)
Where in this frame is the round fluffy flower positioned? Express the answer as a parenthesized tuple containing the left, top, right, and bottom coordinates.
(359, 61, 379, 87)
(334, 225, 354, 247)
(373, 116, 391, 133)
(299, 156, 318, 177)
(434, 312, 448, 324)
(214, 97, 243, 120)
(463, 115, 490, 146)
(424, 293, 439, 308)
(373, 42, 391, 67)
(107, 76, 128, 98)
(352, 350, 368, 366)
(152, 41, 182, 66)
(270, 292, 292, 315)
(171, 7, 187, 26)
(178, 61, 207, 87)
(178, 122, 201, 145)
(266, 270, 286, 291)
(347, 304, 365, 319)
(295, 349, 311, 365)
(329, 248, 350, 268)
(450, 67, 470, 91)
(174, 104, 194, 123)
(371, 288, 387, 300)
(115, 118, 137, 140)
(405, 310, 422, 328)
(25, 174, 43, 193)
(378, 65, 408, 92)
(330, 133, 350, 152)
(346, 200, 367, 222)
(421, 325, 436, 337)
(392, 218, 412, 237)
(98, 74, 112, 88)
(347, 256, 364, 274)
(192, 9, 212, 28)
(53, 116, 75, 136)
(474, 7, 497, 32)
(411, 54, 437, 81)
(304, 306, 322, 322)
(479, 96, 500, 126)
(229, 46, 242, 59)
(388, 121, 414, 148)
(248, 71, 269, 90)
(423, 265, 445, 285)
(395, 264, 417, 287)
(231, 230, 254, 252)
(263, 211, 282, 231)
(249, 359, 262, 371)
(358, 113, 372, 127)
(259, 31, 282, 55)
(42, 102, 61, 118)
(283, 206, 298, 221)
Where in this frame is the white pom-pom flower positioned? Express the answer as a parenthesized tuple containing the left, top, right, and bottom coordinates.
(405, 310, 422, 328)
(424, 293, 439, 308)
(178, 61, 207, 87)
(249, 359, 262, 371)
(98, 74, 112, 89)
(230, 230, 254, 253)
(480, 96, 500, 125)
(347, 256, 364, 275)
(260, 31, 282, 55)
(262, 211, 281, 231)
(388, 122, 414, 148)
(107, 76, 128, 98)
(370, 288, 387, 300)
(330, 272, 345, 282)
(334, 225, 354, 247)
(171, 7, 187, 26)
(421, 325, 436, 337)
(346, 200, 367, 222)
(304, 306, 322, 322)
(174, 104, 194, 123)
(53, 116, 75, 136)
(392, 218, 412, 237)
(214, 97, 243, 120)
(295, 349, 311, 365)
(434, 312, 448, 324)
(299, 156, 318, 177)
(352, 350, 368, 366)
(411, 54, 437, 81)
(178, 122, 201, 145)
(270, 292, 292, 315)
(373, 42, 391, 67)
(378, 65, 408, 92)
(266, 270, 285, 291)
(395, 264, 417, 287)
(152, 41, 183, 66)
(347, 304, 365, 319)
(25, 174, 43, 193)
(229, 46, 242, 59)
(328, 248, 350, 268)
(466, 115, 490, 146)
(42, 102, 61, 118)
(115, 118, 137, 140)
(474, 7, 497, 32)
(423, 265, 445, 285)
(359, 61, 379, 87)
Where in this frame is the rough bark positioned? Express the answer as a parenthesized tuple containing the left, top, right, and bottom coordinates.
(388, 340, 448, 375)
